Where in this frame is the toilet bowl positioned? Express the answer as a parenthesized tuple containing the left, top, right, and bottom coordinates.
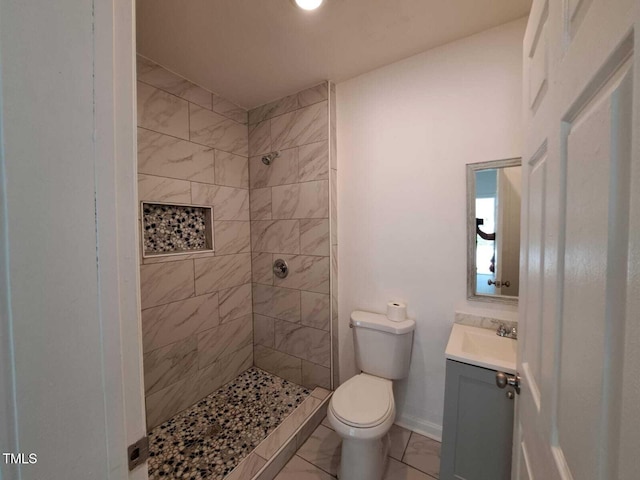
(328, 310, 415, 480)
(327, 373, 396, 480)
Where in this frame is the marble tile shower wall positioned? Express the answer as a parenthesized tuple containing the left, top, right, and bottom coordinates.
(248, 83, 337, 391)
(136, 55, 253, 429)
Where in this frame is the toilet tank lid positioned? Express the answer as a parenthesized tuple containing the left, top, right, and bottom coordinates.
(350, 310, 416, 334)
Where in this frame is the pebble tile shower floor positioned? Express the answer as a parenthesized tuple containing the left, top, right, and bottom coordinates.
(148, 367, 310, 479)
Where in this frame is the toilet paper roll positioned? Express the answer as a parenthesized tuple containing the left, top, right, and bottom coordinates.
(386, 301, 407, 322)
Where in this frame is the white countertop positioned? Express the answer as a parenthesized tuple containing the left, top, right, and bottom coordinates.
(445, 323, 517, 373)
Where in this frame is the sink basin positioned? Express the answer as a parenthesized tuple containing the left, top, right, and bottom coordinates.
(445, 324, 517, 373)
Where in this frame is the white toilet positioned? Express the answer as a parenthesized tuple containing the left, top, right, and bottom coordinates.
(327, 310, 415, 480)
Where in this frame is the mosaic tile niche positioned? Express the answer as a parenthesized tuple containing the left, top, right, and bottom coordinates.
(142, 202, 213, 256)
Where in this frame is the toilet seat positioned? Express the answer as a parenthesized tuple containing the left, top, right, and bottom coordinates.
(330, 374, 393, 428)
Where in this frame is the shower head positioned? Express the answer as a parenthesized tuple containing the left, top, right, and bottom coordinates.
(261, 151, 280, 166)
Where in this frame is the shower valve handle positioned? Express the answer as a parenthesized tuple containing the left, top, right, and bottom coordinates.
(273, 258, 289, 279)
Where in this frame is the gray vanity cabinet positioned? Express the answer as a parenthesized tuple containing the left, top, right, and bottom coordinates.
(440, 360, 514, 480)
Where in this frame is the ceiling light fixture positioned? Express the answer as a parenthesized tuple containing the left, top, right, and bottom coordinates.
(294, 0, 324, 11)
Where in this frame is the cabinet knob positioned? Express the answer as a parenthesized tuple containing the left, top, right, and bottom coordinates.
(496, 371, 521, 394)
(506, 391, 515, 400)
(496, 372, 508, 388)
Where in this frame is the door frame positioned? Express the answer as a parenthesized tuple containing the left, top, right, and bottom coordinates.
(0, 0, 148, 478)
(94, 0, 148, 477)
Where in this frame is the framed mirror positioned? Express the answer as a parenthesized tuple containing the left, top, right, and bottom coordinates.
(467, 158, 522, 304)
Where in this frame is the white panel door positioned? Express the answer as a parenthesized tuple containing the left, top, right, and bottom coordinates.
(516, 0, 640, 479)
(0, 0, 147, 479)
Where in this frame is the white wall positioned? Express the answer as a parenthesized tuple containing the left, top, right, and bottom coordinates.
(336, 18, 526, 438)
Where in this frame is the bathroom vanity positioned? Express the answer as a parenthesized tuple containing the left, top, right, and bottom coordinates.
(441, 324, 517, 480)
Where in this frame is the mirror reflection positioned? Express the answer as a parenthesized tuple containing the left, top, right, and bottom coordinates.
(467, 159, 522, 303)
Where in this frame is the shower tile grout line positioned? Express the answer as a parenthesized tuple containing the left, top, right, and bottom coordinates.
(137, 125, 250, 162)
(137, 78, 248, 127)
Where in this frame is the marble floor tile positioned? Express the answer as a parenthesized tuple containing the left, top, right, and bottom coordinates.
(297, 425, 341, 476)
(388, 424, 412, 461)
(147, 367, 309, 480)
(275, 455, 335, 480)
(306, 420, 438, 480)
(384, 457, 434, 480)
(402, 432, 441, 478)
(225, 452, 266, 480)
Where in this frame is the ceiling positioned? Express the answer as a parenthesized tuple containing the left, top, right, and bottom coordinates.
(136, 0, 531, 109)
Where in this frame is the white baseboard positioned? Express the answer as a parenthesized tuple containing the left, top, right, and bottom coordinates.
(395, 413, 442, 442)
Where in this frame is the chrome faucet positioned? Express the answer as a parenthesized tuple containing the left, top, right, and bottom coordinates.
(496, 323, 517, 340)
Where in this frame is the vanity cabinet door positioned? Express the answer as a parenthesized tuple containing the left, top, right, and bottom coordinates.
(440, 360, 514, 480)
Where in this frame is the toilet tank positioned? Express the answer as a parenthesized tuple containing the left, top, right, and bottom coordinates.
(351, 310, 416, 380)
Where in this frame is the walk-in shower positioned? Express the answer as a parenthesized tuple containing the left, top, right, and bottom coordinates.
(136, 54, 336, 480)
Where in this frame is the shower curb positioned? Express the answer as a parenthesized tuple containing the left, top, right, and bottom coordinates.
(225, 387, 332, 480)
